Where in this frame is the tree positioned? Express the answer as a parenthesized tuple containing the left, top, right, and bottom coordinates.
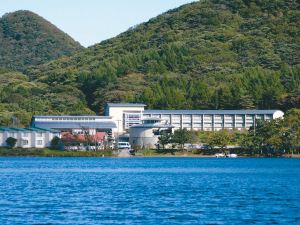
(50, 136, 64, 150)
(6, 137, 17, 148)
(158, 131, 172, 149)
(239, 95, 256, 109)
(208, 130, 231, 154)
(172, 128, 191, 150)
(242, 119, 286, 156)
(283, 109, 300, 154)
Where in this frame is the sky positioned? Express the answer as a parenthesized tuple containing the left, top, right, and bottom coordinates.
(1, 0, 196, 47)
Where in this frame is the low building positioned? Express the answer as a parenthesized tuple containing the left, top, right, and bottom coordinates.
(129, 118, 174, 149)
(0, 127, 60, 148)
(31, 115, 117, 136)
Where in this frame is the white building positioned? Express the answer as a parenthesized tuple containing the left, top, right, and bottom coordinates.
(31, 116, 116, 135)
(105, 103, 284, 133)
(0, 127, 60, 148)
(104, 103, 146, 135)
(129, 118, 173, 149)
(143, 109, 284, 131)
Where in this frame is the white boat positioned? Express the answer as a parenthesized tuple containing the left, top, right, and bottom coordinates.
(215, 153, 226, 158)
(215, 153, 238, 158)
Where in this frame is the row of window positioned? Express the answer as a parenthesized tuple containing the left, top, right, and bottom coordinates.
(47, 118, 96, 121)
(22, 140, 43, 145)
(144, 114, 273, 120)
(124, 113, 142, 129)
(3, 133, 44, 137)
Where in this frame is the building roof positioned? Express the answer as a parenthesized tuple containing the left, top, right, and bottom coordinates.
(33, 115, 111, 119)
(142, 118, 163, 121)
(130, 123, 174, 129)
(144, 109, 283, 115)
(0, 127, 59, 133)
(32, 121, 117, 129)
(106, 103, 146, 107)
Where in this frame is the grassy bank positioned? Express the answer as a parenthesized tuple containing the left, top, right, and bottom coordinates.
(0, 148, 299, 158)
(137, 148, 300, 158)
(0, 148, 113, 157)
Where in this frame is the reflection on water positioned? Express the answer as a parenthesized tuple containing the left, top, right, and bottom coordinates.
(0, 157, 299, 225)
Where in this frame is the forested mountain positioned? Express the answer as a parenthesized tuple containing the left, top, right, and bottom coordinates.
(0, 10, 83, 71)
(0, 67, 94, 126)
(1, 0, 300, 126)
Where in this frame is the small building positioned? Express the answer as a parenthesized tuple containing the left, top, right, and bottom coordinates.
(0, 127, 60, 148)
(129, 118, 174, 149)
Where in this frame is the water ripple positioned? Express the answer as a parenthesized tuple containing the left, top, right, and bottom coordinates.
(0, 157, 299, 225)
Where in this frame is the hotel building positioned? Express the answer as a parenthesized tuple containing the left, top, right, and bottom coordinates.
(105, 103, 284, 134)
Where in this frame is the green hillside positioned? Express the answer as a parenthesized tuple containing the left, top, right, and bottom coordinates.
(1, 0, 300, 126)
(0, 67, 94, 126)
(28, 0, 299, 114)
(0, 10, 83, 71)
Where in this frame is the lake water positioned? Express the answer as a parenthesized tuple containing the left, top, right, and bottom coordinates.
(0, 157, 299, 225)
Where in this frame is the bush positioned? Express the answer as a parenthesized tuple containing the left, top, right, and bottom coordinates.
(50, 136, 64, 150)
(6, 137, 17, 148)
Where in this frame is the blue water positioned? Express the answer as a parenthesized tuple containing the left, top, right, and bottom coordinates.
(0, 158, 299, 225)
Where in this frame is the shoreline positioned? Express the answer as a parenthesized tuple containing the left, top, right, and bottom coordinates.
(1, 148, 299, 158)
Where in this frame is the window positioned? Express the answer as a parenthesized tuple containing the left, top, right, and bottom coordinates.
(183, 123, 191, 128)
(23, 133, 28, 137)
(22, 140, 28, 145)
(193, 123, 202, 128)
(265, 115, 272, 120)
(37, 140, 43, 145)
(193, 115, 202, 122)
(124, 113, 142, 129)
(37, 133, 43, 137)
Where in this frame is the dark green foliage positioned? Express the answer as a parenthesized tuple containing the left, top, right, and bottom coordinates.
(0, 10, 83, 71)
(172, 128, 192, 150)
(6, 137, 17, 148)
(24, 0, 299, 113)
(0, 69, 94, 126)
(158, 131, 172, 149)
(239, 109, 300, 155)
(208, 130, 231, 152)
(50, 136, 64, 150)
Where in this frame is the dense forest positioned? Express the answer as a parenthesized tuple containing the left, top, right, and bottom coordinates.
(0, 10, 82, 71)
(0, 67, 94, 126)
(0, 0, 299, 126)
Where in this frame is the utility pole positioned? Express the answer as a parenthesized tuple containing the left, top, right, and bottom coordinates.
(116, 119, 121, 151)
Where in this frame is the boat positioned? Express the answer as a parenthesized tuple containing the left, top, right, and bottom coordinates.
(215, 153, 238, 158)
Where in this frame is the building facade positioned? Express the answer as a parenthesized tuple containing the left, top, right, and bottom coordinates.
(143, 109, 284, 131)
(105, 103, 284, 133)
(0, 127, 60, 148)
(104, 103, 146, 134)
